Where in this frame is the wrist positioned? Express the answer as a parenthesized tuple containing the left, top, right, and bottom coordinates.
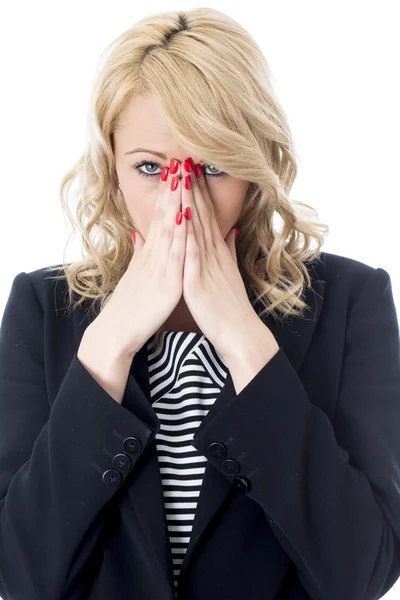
(222, 319, 279, 365)
(80, 322, 136, 366)
(77, 325, 134, 405)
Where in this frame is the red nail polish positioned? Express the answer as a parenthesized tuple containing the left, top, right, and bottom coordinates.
(184, 207, 191, 220)
(160, 167, 169, 182)
(194, 163, 202, 178)
(183, 157, 193, 172)
(171, 176, 179, 191)
(170, 159, 179, 174)
(184, 175, 191, 190)
(176, 211, 183, 225)
(235, 226, 239, 239)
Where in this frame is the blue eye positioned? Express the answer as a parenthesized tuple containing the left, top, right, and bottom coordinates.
(132, 160, 226, 178)
(203, 164, 225, 178)
(134, 161, 161, 177)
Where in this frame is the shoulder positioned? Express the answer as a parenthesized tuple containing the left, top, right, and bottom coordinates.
(12, 262, 71, 315)
(309, 250, 376, 281)
(310, 250, 393, 310)
(26, 262, 67, 288)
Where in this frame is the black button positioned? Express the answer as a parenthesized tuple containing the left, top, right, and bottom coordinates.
(123, 436, 142, 455)
(207, 442, 227, 459)
(102, 469, 123, 488)
(221, 459, 240, 476)
(233, 476, 250, 493)
(112, 453, 132, 473)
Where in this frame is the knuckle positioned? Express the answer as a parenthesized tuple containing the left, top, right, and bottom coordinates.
(160, 223, 173, 238)
(186, 246, 200, 260)
(157, 207, 166, 220)
(169, 248, 183, 262)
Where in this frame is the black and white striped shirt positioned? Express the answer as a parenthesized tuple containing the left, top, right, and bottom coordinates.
(147, 330, 229, 598)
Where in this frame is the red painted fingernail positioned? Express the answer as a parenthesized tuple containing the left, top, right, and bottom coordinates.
(170, 159, 179, 174)
(160, 167, 169, 182)
(171, 176, 179, 191)
(184, 207, 191, 220)
(176, 211, 183, 225)
(235, 226, 239, 239)
(184, 175, 191, 190)
(194, 163, 202, 178)
(131, 230, 136, 243)
(183, 157, 193, 172)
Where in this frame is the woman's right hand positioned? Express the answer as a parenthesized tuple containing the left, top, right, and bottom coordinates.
(88, 161, 187, 360)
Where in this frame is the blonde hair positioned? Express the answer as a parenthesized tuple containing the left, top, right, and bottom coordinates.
(45, 7, 329, 356)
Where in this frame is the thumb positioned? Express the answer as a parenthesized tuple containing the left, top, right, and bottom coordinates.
(225, 226, 238, 266)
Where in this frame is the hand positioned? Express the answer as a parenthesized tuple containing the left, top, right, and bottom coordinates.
(86, 165, 188, 360)
(180, 158, 271, 360)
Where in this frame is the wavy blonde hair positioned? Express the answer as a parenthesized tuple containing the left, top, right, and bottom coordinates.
(45, 7, 329, 356)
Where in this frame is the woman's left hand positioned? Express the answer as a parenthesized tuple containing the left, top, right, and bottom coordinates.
(181, 160, 275, 361)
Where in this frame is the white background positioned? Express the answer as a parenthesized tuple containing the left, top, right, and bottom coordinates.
(0, 1, 399, 598)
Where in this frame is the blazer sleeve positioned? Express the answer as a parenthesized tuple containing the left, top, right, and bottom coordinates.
(0, 272, 158, 600)
(191, 266, 400, 600)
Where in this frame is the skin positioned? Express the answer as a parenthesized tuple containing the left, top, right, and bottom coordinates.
(113, 94, 249, 332)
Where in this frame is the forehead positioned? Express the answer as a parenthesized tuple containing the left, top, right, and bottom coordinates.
(115, 95, 205, 163)
(116, 97, 175, 148)
(118, 95, 170, 134)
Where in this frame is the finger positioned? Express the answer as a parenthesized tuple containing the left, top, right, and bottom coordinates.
(157, 167, 184, 268)
(167, 171, 187, 277)
(148, 157, 182, 244)
(181, 158, 206, 260)
(190, 162, 221, 248)
(144, 165, 171, 247)
(147, 166, 182, 272)
(182, 164, 202, 280)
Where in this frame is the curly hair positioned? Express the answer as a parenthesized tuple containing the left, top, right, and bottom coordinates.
(44, 7, 329, 355)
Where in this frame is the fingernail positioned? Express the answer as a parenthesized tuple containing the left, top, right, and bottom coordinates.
(170, 159, 179, 174)
(184, 175, 191, 190)
(171, 176, 179, 191)
(184, 207, 191, 220)
(194, 164, 202, 178)
(235, 226, 239, 239)
(176, 211, 183, 225)
(132, 230, 136, 243)
(183, 157, 193, 172)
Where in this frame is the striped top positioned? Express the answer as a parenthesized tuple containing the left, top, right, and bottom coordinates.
(147, 330, 229, 598)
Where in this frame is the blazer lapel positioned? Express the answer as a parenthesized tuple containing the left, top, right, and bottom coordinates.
(72, 269, 326, 597)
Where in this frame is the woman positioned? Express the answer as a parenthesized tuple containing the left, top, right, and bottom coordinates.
(1, 8, 399, 600)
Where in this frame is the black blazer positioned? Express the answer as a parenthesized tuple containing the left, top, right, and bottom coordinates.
(1, 250, 400, 600)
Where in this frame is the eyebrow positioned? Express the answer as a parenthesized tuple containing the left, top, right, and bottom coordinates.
(124, 147, 204, 164)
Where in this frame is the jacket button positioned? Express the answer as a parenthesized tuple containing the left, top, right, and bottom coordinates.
(221, 458, 240, 476)
(233, 476, 250, 493)
(207, 442, 227, 459)
(123, 436, 142, 455)
(112, 453, 132, 474)
(102, 469, 123, 488)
